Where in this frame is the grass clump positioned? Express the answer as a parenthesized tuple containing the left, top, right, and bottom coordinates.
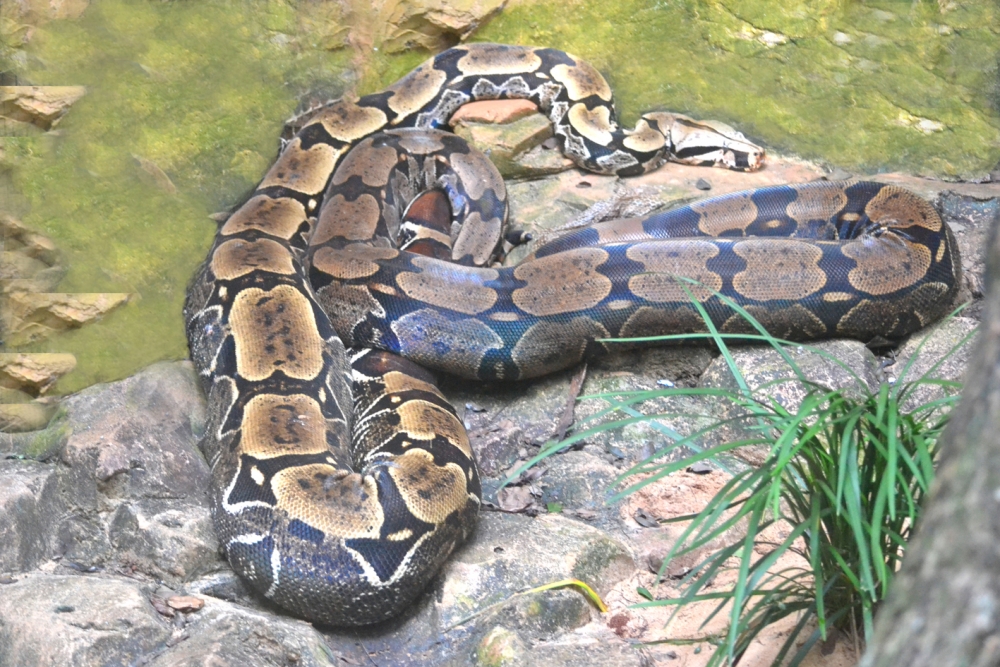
(504, 296, 972, 665)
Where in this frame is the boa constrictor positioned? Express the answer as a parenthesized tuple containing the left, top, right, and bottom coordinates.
(184, 43, 961, 626)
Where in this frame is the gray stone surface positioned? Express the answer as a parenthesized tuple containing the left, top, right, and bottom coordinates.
(892, 316, 979, 415)
(0, 574, 172, 666)
(0, 460, 60, 572)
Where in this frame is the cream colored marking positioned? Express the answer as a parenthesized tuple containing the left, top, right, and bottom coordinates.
(488, 312, 521, 322)
(221, 196, 307, 238)
(622, 118, 666, 153)
(230, 285, 326, 382)
(839, 212, 861, 222)
(395, 131, 446, 155)
(822, 291, 855, 302)
(308, 198, 317, 212)
(786, 184, 847, 224)
(312, 193, 381, 245)
(935, 239, 946, 263)
(842, 236, 931, 295)
(865, 186, 942, 232)
(594, 218, 647, 245)
(311, 245, 398, 280)
(390, 396, 401, 404)
(250, 466, 265, 485)
(239, 393, 329, 457)
(606, 298, 633, 310)
(382, 370, 444, 398)
(387, 529, 414, 542)
(449, 151, 506, 202)
(396, 257, 499, 315)
(407, 226, 452, 247)
(626, 241, 722, 302)
(693, 192, 758, 235)
(211, 238, 295, 280)
(733, 239, 826, 301)
(271, 464, 384, 538)
(395, 400, 471, 456)
(550, 60, 613, 101)
(452, 212, 503, 266)
(316, 101, 388, 142)
(456, 44, 542, 76)
(259, 138, 339, 195)
(331, 140, 399, 187)
(567, 103, 613, 146)
(512, 248, 612, 316)
(266, 549, 281, 598)
(218, 285, 228, 300)
(386, 63, 449, 118)
(370, 283, 399, 296)
(388, 449, 470, 524)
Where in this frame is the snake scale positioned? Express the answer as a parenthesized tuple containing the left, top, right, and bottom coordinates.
(184, 43, 961, 626)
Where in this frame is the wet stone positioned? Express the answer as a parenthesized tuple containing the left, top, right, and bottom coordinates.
(0, 460, 61, 573)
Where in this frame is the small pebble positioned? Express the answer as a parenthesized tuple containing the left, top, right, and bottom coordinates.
(150, 597, 176, 618)
(695, 178, 712, 191)
(166, 595, 205, 613)
(633, 508, 660, 528)
(687, 461, 713, 475)
(656, 379, 675, 388)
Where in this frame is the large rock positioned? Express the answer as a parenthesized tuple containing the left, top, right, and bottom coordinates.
(0, 574, 172, 666)
(0, 460, 61, 572)
(53, 361, 215, 582)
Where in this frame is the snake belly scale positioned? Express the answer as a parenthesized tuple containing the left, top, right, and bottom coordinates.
(184, 43, 961, 626)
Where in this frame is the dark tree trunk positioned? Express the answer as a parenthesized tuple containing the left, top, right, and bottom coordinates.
(861, 213, 1000, 666)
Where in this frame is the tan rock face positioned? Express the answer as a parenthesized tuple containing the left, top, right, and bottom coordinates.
(377, 0, 507, 53)
(2, 292, 132, 346)
(0, 86, 87, 131)
(0, 216, 58, 265)
(0, 353, 77, 395)
(0, 400, 58, 432)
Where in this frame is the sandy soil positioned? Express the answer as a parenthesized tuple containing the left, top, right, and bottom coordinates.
(604, 470, 860, 666)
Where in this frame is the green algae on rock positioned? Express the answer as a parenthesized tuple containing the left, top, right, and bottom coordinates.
(475, 0, 1000, 179)
(7, 0, 352, 393)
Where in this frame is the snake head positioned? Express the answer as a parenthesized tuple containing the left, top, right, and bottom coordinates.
(644, 112, 765, 172)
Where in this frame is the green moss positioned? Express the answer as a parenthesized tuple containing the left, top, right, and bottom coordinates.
(570, 536, 628, 587)
(10, 0, 351, 393)
(476, 0, 1000, 177)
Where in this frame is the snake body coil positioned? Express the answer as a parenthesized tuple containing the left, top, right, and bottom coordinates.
(184, 44, 961, 626)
